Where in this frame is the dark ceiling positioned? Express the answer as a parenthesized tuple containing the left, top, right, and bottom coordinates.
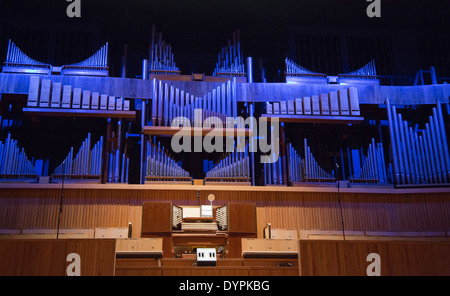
(1, 0, 449, 79)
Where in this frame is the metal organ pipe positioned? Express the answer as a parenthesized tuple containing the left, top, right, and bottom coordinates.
(386, 101, 450, 186)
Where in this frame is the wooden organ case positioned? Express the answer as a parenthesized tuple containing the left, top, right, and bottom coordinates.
(141, 202, 256, 258)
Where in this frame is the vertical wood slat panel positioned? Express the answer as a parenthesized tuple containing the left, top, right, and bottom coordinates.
(0, 239, 116, 276)
(299, 240, 450, 276)
(0, 188, 449, 234)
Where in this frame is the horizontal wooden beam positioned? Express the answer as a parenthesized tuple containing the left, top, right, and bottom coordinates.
(142, 126, 252, 137)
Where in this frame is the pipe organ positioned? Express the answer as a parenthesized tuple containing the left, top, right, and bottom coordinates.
(337, 60, 379, 85)
(287, 143, 304, 183)
(149, 25, 180, 75)
(303, 138, 335, 183)
(338, 60, 377, 80)
(348, 139, 390, 184)
(284, 58, 327, 84)
(51, 134, 104, 181)
(0, 33, 448, 191)
(107, 137, 129, 184)
(264, 152, 284, 185)
(3, 39, 109, 77)
(1, 18, 450, 278)
(285, 57, 379, 85)
(61, 43, 109, 77)
(149, 78, 238, 127)
(145, 139, 190, 183)
(3, 39, 51, 75)
(0, 133, 38, 181)
(268, 138, 336, 185)
(205, 144, 250, 184)
(386, 99, 450, 187)
(25, 76, 130, 111)
(212, 30, 245, 77)
(264, 87, 361, 118)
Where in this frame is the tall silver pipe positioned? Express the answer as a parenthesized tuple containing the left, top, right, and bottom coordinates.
(424, 125, 437, 183)
(164, 83, 169, 126)
(249, 103, 255, 186)
(420, 134, 431, 183)
(432, 108, 448, 182)
(390, 105, 404, 184)
(247, 57, 253, 83)
(232, 78, 238, 119)
(304, 138, 309, 179)
(386, 99, 400, 184)
(380, 143, 387, 183)
(411, 129, 422, 184)
(158, 80, 163, 126)
(151, 78, 157, 126)
(403, 120, 416, 183)
(169, 86, 174, 126)
(436, 101, 450, 181)
(414, 132, 428, 183)
(371, 139, 378, 180)
(429, 116, 443, 183)
(397, 114, 410, 184)
(140, 100, 146, 184)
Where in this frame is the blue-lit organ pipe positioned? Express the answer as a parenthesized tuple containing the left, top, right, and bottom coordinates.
(150, 79, 237, 128)
(0, 133, 38, 179)
(386, 101, 450, 186)
(145, 140, 189, 180)
(213, 31, 244, 76)
(5, 39, 49, 67)
(349, 138, 388, 183)
(303, 138, 334, 182)
(206, 143, 250, 182)
(286, 142, 304, 182)
(67, 43, 108, 69)
(385, 99, 400, 184)
(52, 134, 105, 179)
(285, 58, 323, 76)
(107, 147, 128, 183)
(149, 26, 179, 74)
(436, 102, 450, 181)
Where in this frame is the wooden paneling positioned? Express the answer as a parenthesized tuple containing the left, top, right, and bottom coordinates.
(116, 253, 298, 276)
(264, 228, 298, 239)
(0, 239, 116, 276)
(115, 266, 162, 276)
(228, 203, 257, 234)
(241, 238, 298, 257)
(115, 258, 162, 276)
(141, 202, 172, 233)
(298, 240, 450, 276)
(116, 238, 163, 257)
(0, 186, 449, 239)
(162, 266, 248, 276)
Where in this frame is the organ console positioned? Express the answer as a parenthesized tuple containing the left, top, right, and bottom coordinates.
(141, 202, 256, 258)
